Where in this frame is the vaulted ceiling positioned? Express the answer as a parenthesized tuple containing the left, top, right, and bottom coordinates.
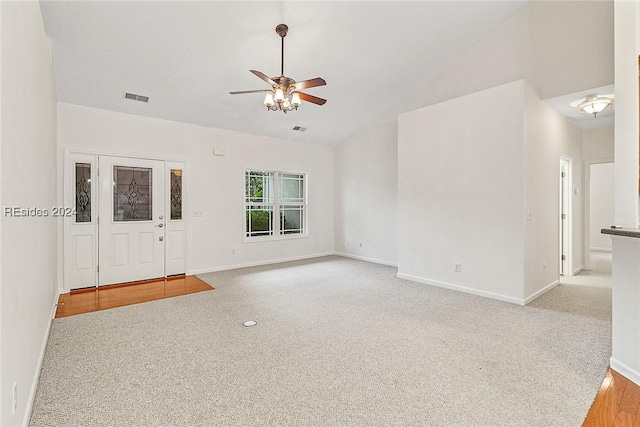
(39, 1, 529, 146)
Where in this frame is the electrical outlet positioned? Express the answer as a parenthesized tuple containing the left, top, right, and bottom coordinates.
(12, 382, 17, 415)
(359, 242, 362, 248)
(454, 263, 462, 272)
(231, 248, 235, 255)
(192, 210, 203, 217)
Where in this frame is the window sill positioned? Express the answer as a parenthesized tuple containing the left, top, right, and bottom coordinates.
(243, 233, 310, 243)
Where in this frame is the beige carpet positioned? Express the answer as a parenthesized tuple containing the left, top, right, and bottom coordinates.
(30, 256, 611, 426)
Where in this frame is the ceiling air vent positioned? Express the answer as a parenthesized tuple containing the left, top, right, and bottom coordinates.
(124, 92, 149, 103)
(292, 126, 307, 132)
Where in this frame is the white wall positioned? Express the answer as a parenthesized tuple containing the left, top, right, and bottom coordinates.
(397, 79, 583, 304)
(333, 116, 397, 265)
(609, 0, 640, 386)
(583, 125, 615, 161)
(556, 102, 585, 276)
(527, 1, 614, 99)
(590, 163, 615, 250)
(1, 2, 58, 425)
(614, 0, 639, 228)
(523, 81, 583, 297)
(0, 2, 3, 421)
(334, 1, 613, 266)
(398, 80, 526, 304)
(582, 125, 614, 266)
(57, 103, 334, 278)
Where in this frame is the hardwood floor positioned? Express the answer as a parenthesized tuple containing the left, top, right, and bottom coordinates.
(583, 369, 640, 426)
(55, 275, 213, 318)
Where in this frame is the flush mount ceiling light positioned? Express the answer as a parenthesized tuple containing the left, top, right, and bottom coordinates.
(229, 24, 327, 114)
(574, 94, 614, 117)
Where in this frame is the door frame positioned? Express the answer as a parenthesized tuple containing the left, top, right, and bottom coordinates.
(559, 155, 573, 276)
(63, 148, 188, 291)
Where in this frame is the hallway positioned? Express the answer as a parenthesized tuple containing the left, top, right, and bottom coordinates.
(562, 250, 612, 288)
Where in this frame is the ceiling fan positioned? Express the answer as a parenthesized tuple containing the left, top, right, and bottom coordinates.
(230, 24, 327, 114)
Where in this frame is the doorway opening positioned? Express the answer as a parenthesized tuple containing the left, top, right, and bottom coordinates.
(584, 161, 614, 271)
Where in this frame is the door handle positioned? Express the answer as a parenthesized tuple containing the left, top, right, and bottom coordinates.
(156, 223, 164, 228)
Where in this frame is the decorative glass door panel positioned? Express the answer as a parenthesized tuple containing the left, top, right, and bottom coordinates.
(113, 166, 153, 221)
(64, 153, 98, 290)
(75, 162, 92, 223)
(166, 162, 186, 276)
(170, 169, 182, 220)
(98, 156, 165, 286)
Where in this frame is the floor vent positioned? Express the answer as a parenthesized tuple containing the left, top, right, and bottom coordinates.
(124, 92, 150, 103)
(292, 126, 307, 132)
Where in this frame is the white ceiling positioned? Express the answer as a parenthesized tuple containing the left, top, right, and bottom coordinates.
(39, 1, 528, 146)
(543, 84, 615, 130)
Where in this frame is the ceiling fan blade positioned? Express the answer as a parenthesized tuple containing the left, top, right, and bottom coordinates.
(250, 70, 278, 87)
(297, 92, 327, 106)
(229, 89, 270, 95)
(292, 77, 326, 91)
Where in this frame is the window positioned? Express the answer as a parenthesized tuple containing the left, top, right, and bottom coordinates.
(75, 162, 91, 223)
(170, 169, 182, 220)
(113, 165, 152, 221)
(245, 170, 306, 238)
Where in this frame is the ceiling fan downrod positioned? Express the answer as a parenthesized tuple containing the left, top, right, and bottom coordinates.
(275, 24, 288, 77)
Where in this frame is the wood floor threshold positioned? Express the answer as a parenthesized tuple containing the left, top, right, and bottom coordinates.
(583, 368, 640, 426)
(56, 275, 213, 318)
(72, 275, 190, 294)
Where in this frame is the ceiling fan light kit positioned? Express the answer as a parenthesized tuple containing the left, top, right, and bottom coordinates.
(230, 24, 327, 114)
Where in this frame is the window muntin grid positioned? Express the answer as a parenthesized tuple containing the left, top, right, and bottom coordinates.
(245, 170, 306, 238)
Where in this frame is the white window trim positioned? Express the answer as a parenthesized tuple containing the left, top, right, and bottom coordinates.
(243, 169, 308, 242)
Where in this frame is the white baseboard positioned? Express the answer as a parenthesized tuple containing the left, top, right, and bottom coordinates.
(610, 357, 640, 387)
(591, 247, 612, 252)
(187, 252, 334, 275)
(396, 272, 524, 306)
(572, 265, 584, 275)
(333, 252, 398, 267)
(523, 280, 560, 305)
(24, 290, 59, 427)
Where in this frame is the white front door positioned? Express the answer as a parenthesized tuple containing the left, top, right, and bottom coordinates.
(98, 156, 165, 286)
